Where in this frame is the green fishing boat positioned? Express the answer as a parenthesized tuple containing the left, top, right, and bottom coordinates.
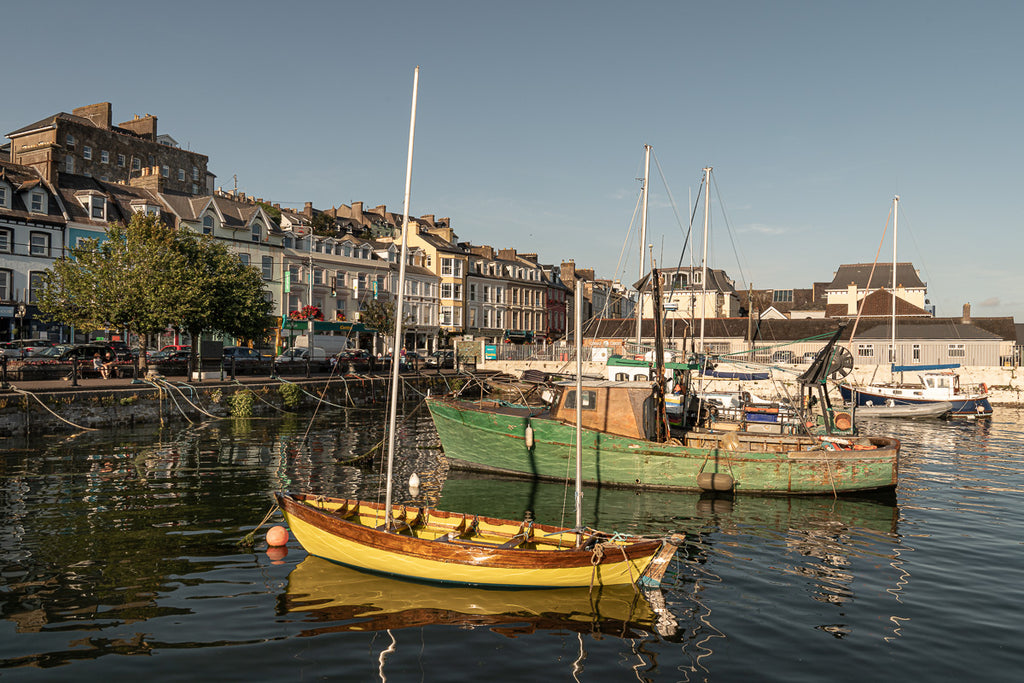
(427, 324, 899, 495)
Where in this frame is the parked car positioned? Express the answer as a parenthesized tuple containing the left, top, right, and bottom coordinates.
(334, 348, 374, 374)
(425, 349, 454, 369)
(108, 340, 136, 360)
(59, 343, 116, 363)
(222, 346, 266, 373)
(801, 351, 819, 364)
(275, 347, 330, 372)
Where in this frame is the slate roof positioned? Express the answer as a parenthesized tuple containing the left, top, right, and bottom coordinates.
(0, 161, 64, 225)
(581, 315, 1017, 344)
(827, 263, 926, 290)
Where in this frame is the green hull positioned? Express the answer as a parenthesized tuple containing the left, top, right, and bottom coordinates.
(426, 398, 899, 495)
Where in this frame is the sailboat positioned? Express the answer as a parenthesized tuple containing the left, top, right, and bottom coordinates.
(837, 196, 992, 417)
(276, 68, 679, 589)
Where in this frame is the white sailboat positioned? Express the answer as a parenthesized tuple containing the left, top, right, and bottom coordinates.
(838, 196, 992, 417)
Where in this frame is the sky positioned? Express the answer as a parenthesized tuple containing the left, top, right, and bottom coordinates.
(5, 1, 1022, 320)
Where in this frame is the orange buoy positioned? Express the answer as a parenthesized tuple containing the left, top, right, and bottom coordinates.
(266, 525, 289, 547)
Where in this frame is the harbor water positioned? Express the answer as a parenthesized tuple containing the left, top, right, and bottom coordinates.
(1, 403, 1022, 681)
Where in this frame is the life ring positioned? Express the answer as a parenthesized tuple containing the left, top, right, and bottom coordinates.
(979, 382, 988, 394)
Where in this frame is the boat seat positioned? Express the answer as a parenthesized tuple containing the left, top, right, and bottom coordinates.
(497, 521, 534, 549)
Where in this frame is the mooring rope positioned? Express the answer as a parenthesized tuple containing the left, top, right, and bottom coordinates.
(7, 386, 97, 431)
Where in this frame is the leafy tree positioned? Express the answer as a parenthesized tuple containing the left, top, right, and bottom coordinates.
(37, 213, 274, 370)
(256, 202, 282, 226)
(37, 214, 191, 362)
(358, 297, 412, 347)
(311, 211, 336, 236)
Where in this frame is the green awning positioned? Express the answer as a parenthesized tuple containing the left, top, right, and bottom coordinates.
(280, 318, 373, 334)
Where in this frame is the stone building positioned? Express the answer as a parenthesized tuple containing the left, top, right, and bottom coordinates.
(6, 102, 214, 197)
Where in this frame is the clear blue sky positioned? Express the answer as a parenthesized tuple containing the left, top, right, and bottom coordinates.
(5, 1, 1022, 320)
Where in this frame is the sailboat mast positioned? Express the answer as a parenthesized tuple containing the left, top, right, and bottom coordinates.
(699, 167, 712, 354)
(891, 195, 898, 369)
(384, 66, 419, 528)
(574, 279, 584, 540)
(636, 144, 651, 347)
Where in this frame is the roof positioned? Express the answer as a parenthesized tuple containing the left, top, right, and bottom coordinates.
(827, 262, 926, 290)
(825, 288, 932, 318)
(856, 318, 1015, 341)
(0, 160, 65, 225)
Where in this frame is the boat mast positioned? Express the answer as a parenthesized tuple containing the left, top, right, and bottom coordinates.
(699, 167, 712, 354)
(635, 144, 651, 348)
(574, 279, 584, 543)
(384, 66, 419, 529)
(891, 195, 898, 372)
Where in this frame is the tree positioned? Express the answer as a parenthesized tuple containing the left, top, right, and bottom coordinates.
(37, 213, 191, 361)
(358, 297, 411, 350)
(37, 213, 274, 370)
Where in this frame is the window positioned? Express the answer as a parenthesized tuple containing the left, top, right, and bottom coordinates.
(238, 253, 250, 266)
(262, 256, 273, 280)
(161, 165, 169, 177)
(192, 184, 198, 194)
(857, 344, 874, 358)
(469, 283, 476, 301)
(202, 215, 214, 235)
(0, 269, 11, 300)
(100, 150, 109, 164)
(30, 192, 44, 213)
(192, 166, 199, 180)
(0, 185, 6, 208)
(90, 196, 105, 219)
(66, 134, 75, 147)
(948, 343, 966, 358)
(83, 146, 92, 160)
(912, 344, 921, 362)
(30, 232, 51, 257)
(441, 258, 463, 277)
(65, 155, 75, 173)
(440, 305, 461, 326)
(0, 228, 11, 252)
(441, 282, 453, 299)
(251, 221, 262, 242)
(29, 271, 44, 303)
(118, 154, 126, 167)
(887, 344, 895, 363)
(343, 245, 352, 257)
(132, 158, 141, 171)
(314, 268, 324, 286)
(178, 169, 185, 181)
(772, 289, 794, 303)
(565, 390, 597, 410)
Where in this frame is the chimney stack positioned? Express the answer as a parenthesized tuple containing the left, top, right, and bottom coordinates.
(962, 302, 971, 324)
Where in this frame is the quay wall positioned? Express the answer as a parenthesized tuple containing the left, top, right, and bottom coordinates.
(477, 360, 1024, 407)
(0, 374, 461, 438)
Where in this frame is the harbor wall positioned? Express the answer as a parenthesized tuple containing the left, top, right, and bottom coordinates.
(0, 374, 461, 438)
(476, 360, 1024, 406)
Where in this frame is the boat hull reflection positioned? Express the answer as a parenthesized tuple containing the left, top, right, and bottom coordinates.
(282, 556, 678, 637)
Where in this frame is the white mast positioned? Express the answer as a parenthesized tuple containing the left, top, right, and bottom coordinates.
(891, 195, 899, 369)
(384, 66, 419, 528)
(699, 167, 712, 354)
(574, 279, 584, 542)
(635, 144, 651, 347)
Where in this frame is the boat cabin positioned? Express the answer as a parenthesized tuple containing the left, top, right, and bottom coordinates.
(550, 380, 660, 440)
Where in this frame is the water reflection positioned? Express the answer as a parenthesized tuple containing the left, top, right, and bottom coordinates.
(3, 407, 1020, 679)
(281, 555, 677, 638)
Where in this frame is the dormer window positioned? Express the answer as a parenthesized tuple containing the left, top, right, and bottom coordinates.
(251, 221, 262, 242)
(30, 191, 45, 213)
(90, 196, 105, 219)
(0, 184, 8, 209)
(202, 215, 214, 235)
(283, 236, 293, 249)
